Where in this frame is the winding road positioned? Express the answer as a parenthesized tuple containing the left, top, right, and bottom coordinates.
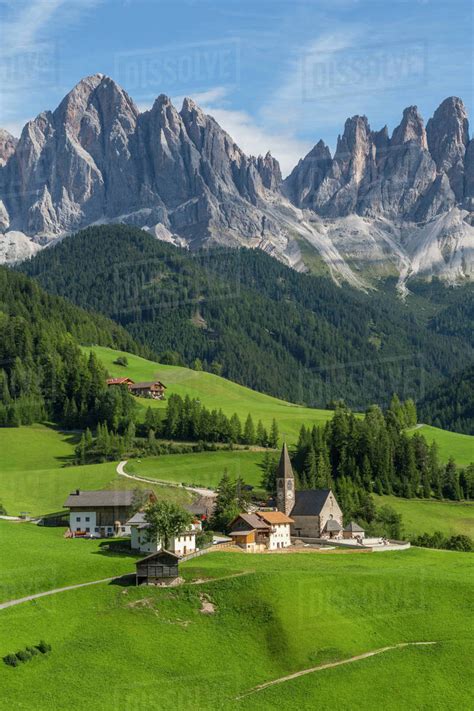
(116, 460, 216, 498)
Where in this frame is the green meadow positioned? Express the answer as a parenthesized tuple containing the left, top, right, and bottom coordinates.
(87, 346, 334, 442)
(0, 547, 472, 710)
(407, 424, 473, 467)
(125, 449, 266, 489)
(0, 425, 191, 516)
(376, 494, 474, 539)
(0, 520, 138, 604)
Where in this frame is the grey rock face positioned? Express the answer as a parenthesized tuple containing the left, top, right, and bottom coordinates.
(426, 97, 469, 201)
(1, 75, 280, 248)
(0, 79, 472, 286)
(284, 99, 471, 223)
(0, 129, 18, 167)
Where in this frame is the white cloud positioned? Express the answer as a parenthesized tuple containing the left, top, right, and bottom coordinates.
(201, 103, 311, 177)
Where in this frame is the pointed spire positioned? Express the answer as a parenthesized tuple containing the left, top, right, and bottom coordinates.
(277, 442, 294, 481)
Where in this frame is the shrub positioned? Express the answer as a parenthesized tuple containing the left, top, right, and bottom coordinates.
(446, 534, 473, 552)
(26, 646, 39, 657)
(3, 654, 19, 667)
(15, 649, 31, 663)
(36, 640, 52, 654)
(113, 356, 128, 367)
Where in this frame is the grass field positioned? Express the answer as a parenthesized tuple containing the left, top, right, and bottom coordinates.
(0, 520, 139, 603)
(376, 495, 474, 539)
(125, 450, 267, 489)
(407, 424, 473, 467)
(0, 425, 191, 516)
(0, 547, 472, 710)
(87, 346, 334, 442)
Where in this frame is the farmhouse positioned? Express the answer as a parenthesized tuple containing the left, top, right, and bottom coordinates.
(129, 380, 166, 400)
(127, 511, 202, 555)
(275, 443, 362, 541)
(106, 377, 135, 387)
(64, 489, 154, 537)
(228, 510, 293, 551)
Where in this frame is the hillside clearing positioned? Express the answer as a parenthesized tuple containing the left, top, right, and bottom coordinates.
(86, 346, 334, 441)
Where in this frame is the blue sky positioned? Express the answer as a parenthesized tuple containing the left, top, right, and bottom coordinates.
(1, 0, 472, 175)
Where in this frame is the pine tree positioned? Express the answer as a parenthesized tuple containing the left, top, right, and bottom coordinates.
(269, 419, 279, 448)
(243, 414, 256, 444)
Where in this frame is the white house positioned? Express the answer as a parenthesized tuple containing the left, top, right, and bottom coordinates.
(63, 489, 154, 537)
(127, 511, 202, 556)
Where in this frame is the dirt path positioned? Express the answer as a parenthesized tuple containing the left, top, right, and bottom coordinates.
(116, 460, 216, 498)
(235, 642, 437, 699)
(187, 571, 253, 585)
(0, 575, 130, 611)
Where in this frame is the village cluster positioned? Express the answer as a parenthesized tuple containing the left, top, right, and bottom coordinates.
(62, 444, 395, 584)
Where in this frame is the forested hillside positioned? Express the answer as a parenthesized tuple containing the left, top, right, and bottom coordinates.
(0, 267, 140, 427)
(419, 366, 474, 434)
(19, 225, 474, 410)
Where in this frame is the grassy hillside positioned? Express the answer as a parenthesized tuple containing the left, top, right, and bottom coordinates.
(407, 424, 474, 466)
(125, 450, 266, 490)
(91, 346, 474, 463)
(0, 548, 472, 709)
(88, 346, 334, 441)
(0, 425, 191, 516)
(0, 520, 139, 603)
(376, 495, 474, 538)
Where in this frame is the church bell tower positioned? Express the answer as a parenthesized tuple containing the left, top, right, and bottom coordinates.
(276, 443, 295, 515)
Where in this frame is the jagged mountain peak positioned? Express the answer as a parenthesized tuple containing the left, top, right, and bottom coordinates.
(0, 79, 472, 288)
(391, 105, 427, 148)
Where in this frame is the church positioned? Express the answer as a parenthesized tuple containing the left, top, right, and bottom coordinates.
(275, 443, 345, 540)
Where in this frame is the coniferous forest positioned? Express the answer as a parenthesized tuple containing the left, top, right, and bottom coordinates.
(0, 267, 140, 428)
(19, 225, 474, 421)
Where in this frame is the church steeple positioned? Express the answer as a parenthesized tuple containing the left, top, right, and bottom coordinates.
(276, 443, 295, 515)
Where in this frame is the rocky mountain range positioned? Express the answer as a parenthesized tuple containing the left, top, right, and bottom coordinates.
(0, 73, 473, 290)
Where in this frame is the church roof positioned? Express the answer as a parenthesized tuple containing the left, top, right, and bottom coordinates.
(277, 443, 294, 480)
(324, 519, 342, 532)
(343, 521, 365, 532)
(291, 489, 331, 516)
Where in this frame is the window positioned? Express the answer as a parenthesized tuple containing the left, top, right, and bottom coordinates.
(85, 516, 90, 522)
(76, 517, 80, 522)
(86, 527, 90, 533)
(76, 527, 81, 531)
(94, 527, 99, 532)
(121, 526, 126, 532)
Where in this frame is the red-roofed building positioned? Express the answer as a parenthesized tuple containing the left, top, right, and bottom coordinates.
(106, 377, 135, 387)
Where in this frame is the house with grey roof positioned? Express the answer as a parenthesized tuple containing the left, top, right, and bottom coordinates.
(275, 444, 361, 540)
(343, 521, 365, 540)
(64, 488, 155, 537)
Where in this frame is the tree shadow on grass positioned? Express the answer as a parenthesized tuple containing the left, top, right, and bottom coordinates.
(92, 539, 142, 559)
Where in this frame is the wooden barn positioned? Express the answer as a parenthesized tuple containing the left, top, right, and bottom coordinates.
(135, 550, 180, 584)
